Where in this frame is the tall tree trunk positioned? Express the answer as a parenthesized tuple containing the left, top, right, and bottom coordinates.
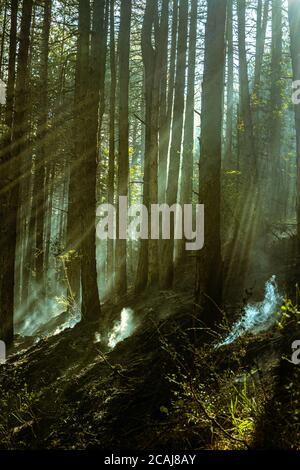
(254, 0, 269, 95)
(177, 0, 197, 261)
(159, 0, 178, 204)
(224, 0, 234, 168)
(4, 0, 17, 129)
(157, 0, 169, 204)
(195, 0, 227, 326)
(135, 0, 160, 292)
(288, 0, 300, 248)
(20, 5, 36, 310)
(98, 0, 109, 132)
(148, 4, 160, 287)
(66, 87, 81, 306)
(79, 0, 103, 321)
(238, 0, 256, 178)
(32, 0, 52, 302)
(161, 0, 188, 288)
(107, 0, 116, 294)
(0, 0, 18, 343)
(115, 0, 131, 297)
(269, 0, 282, 219)
(0, 0, 8, 78)
(0, 0, 33, 345)
(252, 0, 269, 179)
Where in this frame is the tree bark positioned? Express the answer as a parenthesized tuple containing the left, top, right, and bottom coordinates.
(178, 0, 197, 261)
(0, 0, 18, 341)
(79, 0, 103, 321)
(135, 0, 160, 292)
(224, 0, 234, 169)
(107, 0, 116, 294)
(161, 0, 188, 288)
(32, 0, 52, 302)
(0, 0, 33, 345)
(115, 0, 131, 297)
(159, 0, 178, 205)
(158, 0, 170, 204)
(288, 0, 300, 247)
(0, 0, 8, 78)
(238, 0, 257, 178)
(269, 0, 283, 218)
(196, 0, 227, 325)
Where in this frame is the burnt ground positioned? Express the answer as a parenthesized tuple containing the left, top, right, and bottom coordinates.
(0, 234, 300, 450)
(0, 281, 299, 450)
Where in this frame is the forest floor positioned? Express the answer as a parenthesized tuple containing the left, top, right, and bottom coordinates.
(0, 237, 300, 450)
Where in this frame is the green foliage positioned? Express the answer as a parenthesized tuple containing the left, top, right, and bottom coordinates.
(160, 406, 169, 415)
(58, 249, 80, 264)
(227, 377, 255, 439)
(158, 330, 266, 450)
(277, 297, 300, 330)
(0, 382, 42, 448)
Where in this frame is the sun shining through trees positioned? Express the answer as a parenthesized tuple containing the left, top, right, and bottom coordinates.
(0, 0, 300, 452)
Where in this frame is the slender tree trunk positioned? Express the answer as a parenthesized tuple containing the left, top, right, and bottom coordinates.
(157, 0, 169, 204)
(4, 0, 17, 128)
(177, 0, 197, 261)
(66, 92, 81, 306)
(44, 162, 54, 286)
(254, 0, 269, 95)
(224, 0, 234, 168)
(238, 0, 257, 178)
(32, 0, 52, 302)
(20, 5, 36, 309)
(135, 0, 160, 292)
(269, 0, 282, 219)
(161, 0, 188, 288)
(0, 0, 8, 78)
(252, 0, 269, 180)
(66, 16, 82, 306)
(115, 0, 131, 297)
(107, 0, 116, 293)
(98, 0, 109, 132)
(148, 5, 160, 287)
(79, 0, 103, 321)
(159, 0, 178, 204)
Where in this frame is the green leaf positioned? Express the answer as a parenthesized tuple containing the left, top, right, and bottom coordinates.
(160, 406, 169, 415)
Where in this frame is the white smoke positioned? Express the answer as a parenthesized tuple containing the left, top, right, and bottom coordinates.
(52, 308, 81, 336)
(108, 308, 136, 349)
(17, 297, 81, 339)
(94, 332, 102, 343)
(16, 299, 65, 337)
(217, 275, 283, 347)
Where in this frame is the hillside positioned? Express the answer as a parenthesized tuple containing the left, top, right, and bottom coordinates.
(1, 281, 299, 451)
